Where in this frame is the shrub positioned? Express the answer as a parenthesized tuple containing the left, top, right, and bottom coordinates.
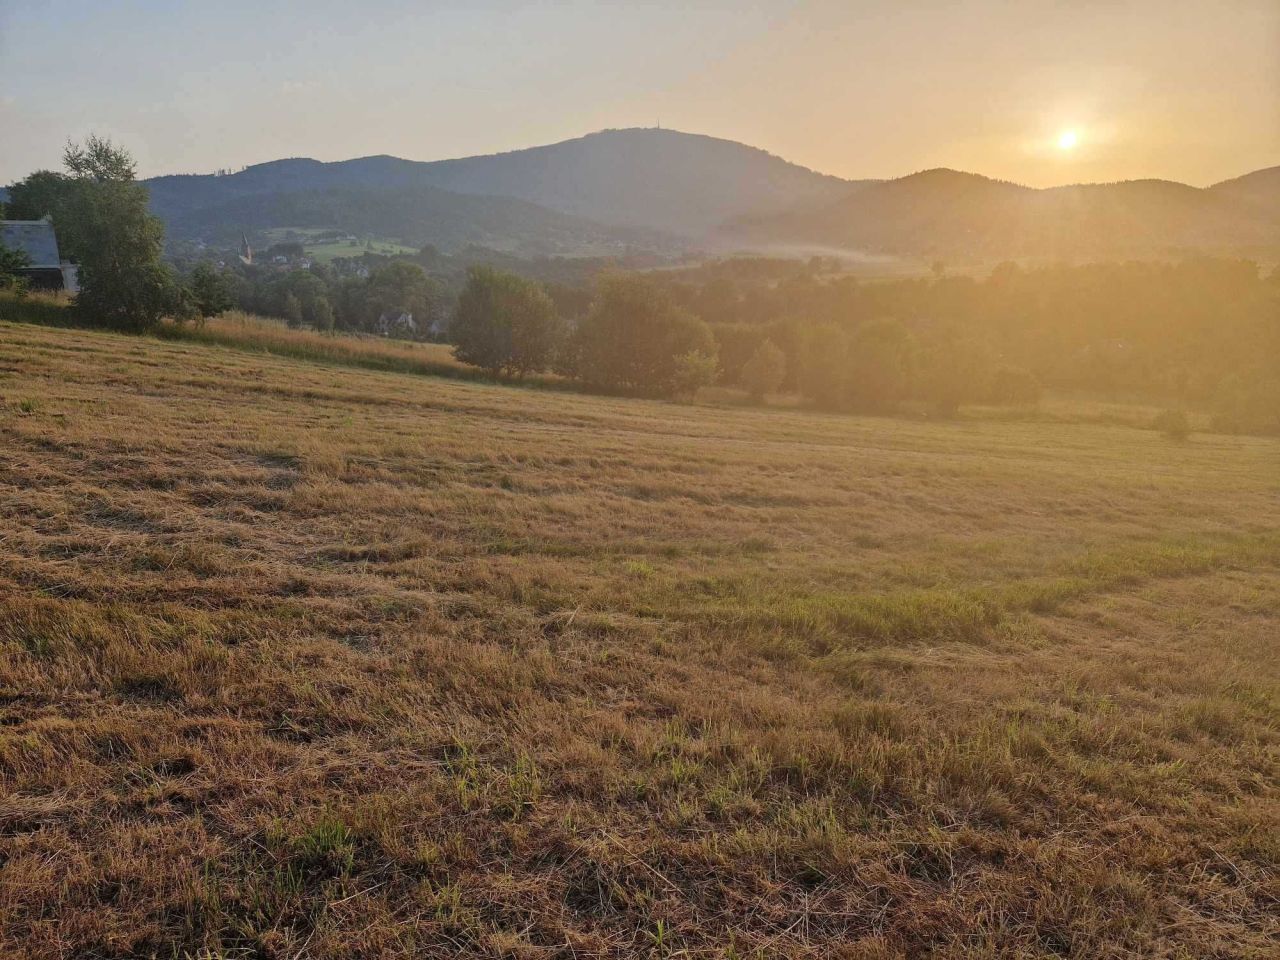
(740, 338, 787, 401)
(670, 349, 719, 399)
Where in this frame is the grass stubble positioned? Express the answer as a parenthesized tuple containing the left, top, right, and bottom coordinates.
(0, 318, 1276, 958)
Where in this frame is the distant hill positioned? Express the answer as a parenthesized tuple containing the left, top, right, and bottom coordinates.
(112, 131, 1280, 262)
(379, 128, 857, 235)
(144, 129, 857, 252)
(1208, 165, 1280, 219)
(727, 167, 1280, 260)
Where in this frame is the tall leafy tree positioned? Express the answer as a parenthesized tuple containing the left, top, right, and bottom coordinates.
(740, 338, 787, 401)
(186, 262, 232, 322)
(4, 170, 72, 222)
(796, 323, 850, 409)
(451, 266, 565, 377)
(362, 261, 443, 334)
(52, 136, 177, 331)
(569, 274, 717, 398)
(847, 318, 916, 412)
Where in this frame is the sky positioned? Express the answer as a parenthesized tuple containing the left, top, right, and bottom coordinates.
(1, 0, 1277, 187)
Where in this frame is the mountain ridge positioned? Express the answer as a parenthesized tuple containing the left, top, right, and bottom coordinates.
(145, 128, 861, 247)
(134, 129, 1280, 261)
(726, 162, 1280, 260)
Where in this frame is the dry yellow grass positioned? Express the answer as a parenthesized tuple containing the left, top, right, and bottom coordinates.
(0, 318, 1277, 959)
(163, 311, 476, 378)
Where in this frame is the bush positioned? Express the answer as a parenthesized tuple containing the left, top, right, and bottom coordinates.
(569, 274, 717, 398)
(740, 338, 787, 401)
(670, 349, 719, 400)
(1152, 409, 1191, 440)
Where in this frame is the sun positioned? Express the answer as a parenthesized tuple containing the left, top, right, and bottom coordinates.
(1057, 129, 1079, 150)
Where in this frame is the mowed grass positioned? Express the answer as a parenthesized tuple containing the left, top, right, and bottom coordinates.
(0, 319, 1277, 959)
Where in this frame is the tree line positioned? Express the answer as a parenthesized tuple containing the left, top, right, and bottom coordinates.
(655, 256, 1279, 432)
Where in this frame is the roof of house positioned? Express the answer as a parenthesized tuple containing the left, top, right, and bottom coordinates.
(0, 220, 62, 268)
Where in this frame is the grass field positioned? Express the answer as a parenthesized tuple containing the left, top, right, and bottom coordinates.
(0, 318, 1277, 958)
(257, 227, 418, 264)
(304, 241, 418, 265)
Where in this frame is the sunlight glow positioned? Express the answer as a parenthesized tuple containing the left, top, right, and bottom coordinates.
(1057, 129, 1079, 150)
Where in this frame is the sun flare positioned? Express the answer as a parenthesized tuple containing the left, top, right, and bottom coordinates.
(1057, 129, 1079, 150)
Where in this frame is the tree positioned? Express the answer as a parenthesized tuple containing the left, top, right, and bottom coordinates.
(282, 292, 303, 328)
(740, 339, 786, 402)
(670, 349, 719, 399)
(186, 262, 232, 322)
(847, 318, 915, 412)
(796, 324, 850, 409)
(276, 271, 332, 330)
(53, 136, 177, 331)
(916, 329, 989, 417)
(569, 274, 717, 398)
(4, 170, 73, 223)
(451, 266, 565, 377)
(308, 296, 335, 333)
(362, 261, 442, 336)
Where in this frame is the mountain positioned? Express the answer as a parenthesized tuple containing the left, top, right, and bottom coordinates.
(119, 131, 1280, 262)
(726, 166, 1280, 260)
(144, 129, 857, 252)
(371, 128, 857, 235)
(1208, 165, 1280, 219)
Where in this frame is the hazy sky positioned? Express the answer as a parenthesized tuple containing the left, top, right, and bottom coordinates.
(2, 0, 1277, 186)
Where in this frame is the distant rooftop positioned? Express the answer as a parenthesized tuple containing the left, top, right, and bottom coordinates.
(0, 219, 62, 268)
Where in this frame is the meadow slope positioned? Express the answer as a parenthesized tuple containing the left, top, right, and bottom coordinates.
(0, 320, 1277, 959)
